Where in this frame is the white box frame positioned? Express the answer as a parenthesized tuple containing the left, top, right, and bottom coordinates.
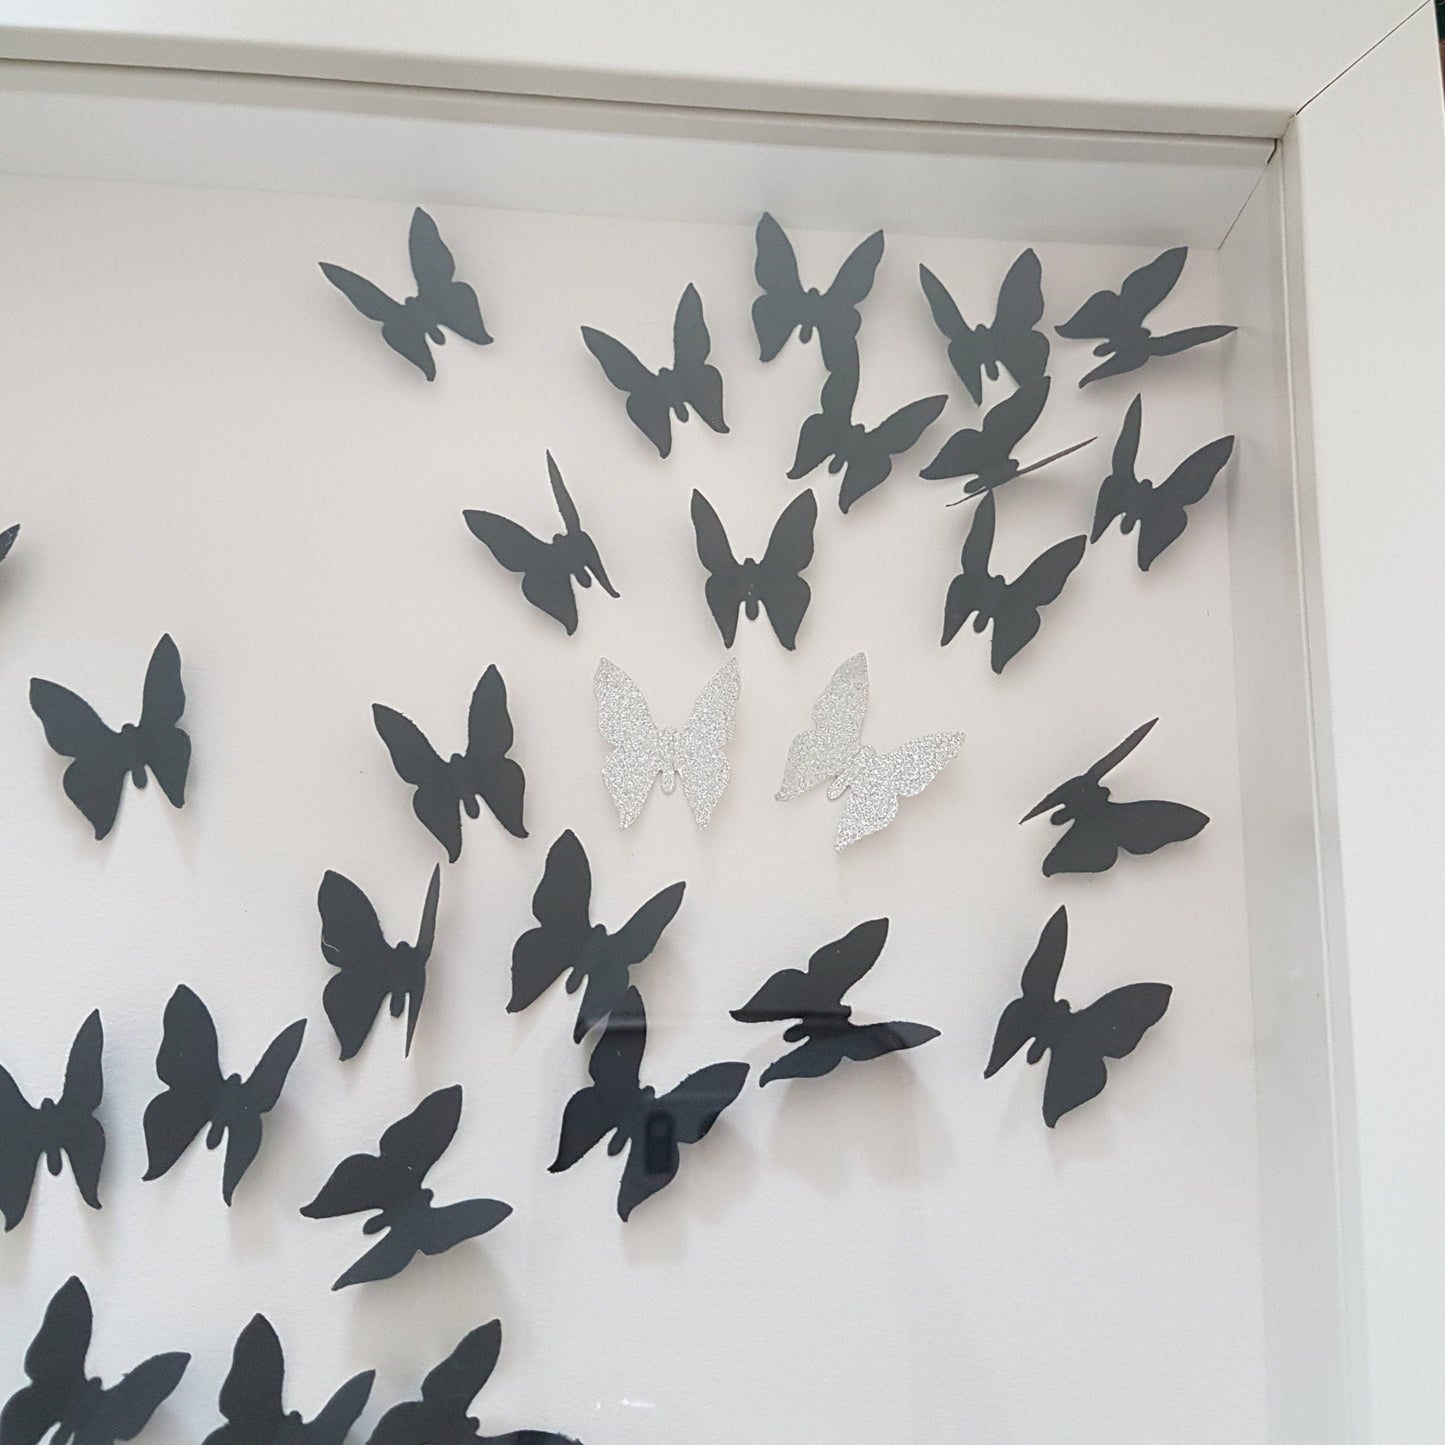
(1, 7, 1443, 1442)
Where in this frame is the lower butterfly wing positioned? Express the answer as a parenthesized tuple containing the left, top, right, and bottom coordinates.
(835, 735, 961, 850)
(1136, 434, 1234, 570)
(28, 680, 129, 840)
(137, 635, 189, 807)
(318, 872, 396, 1061)
(54, 1010, 105, 1210)
(462, 666, 528, 839)
(214, 1315, 285, 1440)
(689, 492, 745, 648)
(509, 831, 595, 1012)
(1107, 799, 1210, 859)
(463, 512, 576, 633)
(755, 490, 817, 650)
(917, 263, 984, 404)
(1147, 323, 1236, 359)
(616, 1061, 750, 1220)
(672, 285, 727, 436)
(550, 1000, 648, 1172)
(593, 660, 666, 828)
(676, 658, 741, 828)
(1042, 982, 1172, 1127)
(306, 1371, 376, 1445)
(409, 209, 492, 347)
(580, 327, 673, 458)
(752, 213, 806, 362)
(990, 534, 1086, 673)
(371, 705, 462, 862)
(575, 882, 686, 1042)
(75, 1354, 189, 1445)
(760, 1020, 939, 1085)
(142, 987, 223, 1182)
(0, 1067, 42, 1229)
(840, 394, 948, 514)
(776, 652, 870, 801)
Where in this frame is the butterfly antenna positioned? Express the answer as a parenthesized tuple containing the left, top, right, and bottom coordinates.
(1086, 717, 1159, 783)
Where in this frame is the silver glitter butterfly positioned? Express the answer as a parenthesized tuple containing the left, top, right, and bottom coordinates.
(776, 652, 962, 850)
(594, 657, 741, 828)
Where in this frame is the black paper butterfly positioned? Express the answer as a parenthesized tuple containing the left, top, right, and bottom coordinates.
(551, 987, 749, 1221)
(508, 830, 685, 1044)
(941, 493, 1086, 673)
(985, 906, 1171, 1126)
(368, 1320, 581, 1445)
(319, 208, 492, 381)
(786, 357, 947, 514)
(372, 665, 528, 863)
(0, 524, 18, 566)
(581, 284, 727, 459)
(731, 919, 939, 1084)
(0, 1011, 104, 1231)
(203, 1314, 374, 1445)
(463, 452, 618, 634)
(1092, 394, 1235, 570)
(300, 1085, 511, 1291)
(141, 985, 305, 1205)
(920, 377, 1093, 499)
(1, 1276, 189, 1445)
(317, 865, 441, 1061)
(1056, 247, 1235, 386)
(918, 250, 1050, 405)
(752, 213, 884, 371)
(689, 489, 817, 649)
(1022, 718, 1209, 876)
(29, 634, 190, 841)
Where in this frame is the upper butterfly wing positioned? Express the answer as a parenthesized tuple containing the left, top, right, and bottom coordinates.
(79, 1354, 190, 1445)
(941, 493, 999, 645)
(988, 248, 1050, 386)
(54, 1010, 105, 1210)
(776, 653, 870, 800)
(372, 704, 462, 863)
(318, 871, 395, 1061)
(318, 263, 435, 381)
(759, 1020, 939, 1085)
(574, 880, 686, 1042)
(142, 986, 223, 1181)
(3, 1277, 91, 1445)
(787, 363, 854, 481)
(733, 917, 888, 1024)
(689, 492, 745, 648)
(28, 679, 129, 840)
(1042, 982, 1172, 1127)
(593, 660, 666, 828)
(670, 284, 727, 436)
(1147, 323, 1236, 358)
(755, 489, 817, 650)
(1092, 394, 1144, 541)
(580, 327, 673, 458)
(1104, 799, 1210, 859)
(989, 533, 1086, 673)
(463, 511, 577, 634)
(305, 1370, 376, 1445)
(752, 212, 807, 362)
(1136, 434, 1234, 570)
(421, 1322, 499, 1421)
(550, 1000, 648, 1173)
(676, 658, 740, 828)
(835, 734, 962, 849)
(918, 263, 985, 404)
(0, 524, 17, 564)
(0, 1064, 42, 1230)
(408, 208, 491, 346)
(137, 635, 189, 807)
(211, 1315, 285, 1441)
(460, 666, 528, 840)
(815, 230, 885, 372)
(985, 906, 1066, 1078)
(840, 392, 948, 514)
(920, 379, 1046, 486)
(508, 831, 594, 1012)
(220, 1018, 304, 1204)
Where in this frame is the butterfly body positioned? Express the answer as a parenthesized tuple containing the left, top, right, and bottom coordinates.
(985, 906, 1171, 1125)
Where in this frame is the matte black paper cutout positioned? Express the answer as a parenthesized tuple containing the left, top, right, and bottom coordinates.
(462, 453, 619, 634)
(918, 250, 1050, 405)
(690, 489, 817, 649)
(0, 1276, 189, 1445)
(776, 652, 963, 851)
(581, 285, 727, 459)
(368, 1320, 581, 1445)
(919, 377, 1094, 499)
(786, 357, 947, 514)
(1092, 394, 1235, 570)
(941, 493, 1086, 673)
(29, 634, 190, 841)
(318, 865, 442, 1060)
(752, 213, 884, 372)
(1055, 247, 1235, 386)
(319, 208, 492, 381)
(203, 1315, 374, 1445)
(141, 985, 305, 1206)
(985, 906, 1171, 1126)
(731, 919, 939, 1084)
(373, 666, 528, 863)
(551, 987, 748, 1221)
(1023, 718, 1209, 876)
(0, 524, 17, 566)
(0, 1012, 103, 1231)
(508, 830, 685, 1044)
(300, 1085, 511, 1291)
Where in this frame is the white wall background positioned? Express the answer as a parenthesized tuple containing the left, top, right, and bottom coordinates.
(0, 173, 1265, 1443)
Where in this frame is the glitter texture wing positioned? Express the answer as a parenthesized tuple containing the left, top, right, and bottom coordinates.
(833, 732, 963, 850)
(776, 653, 870, 802)
(594, 658, 668, 828)
(675, 658, 740, 828)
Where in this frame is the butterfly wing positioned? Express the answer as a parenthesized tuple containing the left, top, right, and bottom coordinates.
(28, 679, 128, 840)
(816, 230, 885, 372)
(759, 1020, 940, 1085)
(776, 652, 870, 801)
(76, 1353, 189, 1445)
(616, 1059, 750, 1221)
(408, 208, 491, 346)
(1092, 393, 1143, 541)
(988, 248, 1050, 387)
(841, 392, 948, 514)
(318, 871, 394, 1062)
(508, 830, 594, 1013)
(550, 996, 647, 1173)
(142, 985, 223, 1183)
(835, 734, 962, 850)
(0, 524, 17, 564)
(918, 263, 984, 403)
(752, 212, 807, 362)
(989, 533, 1086, 673)
(54, 1010, 105, 1211)
(0, 1065, 42, 1230)
(1118, 247, 1188, 323)
(1147, 323, 1236, 359)
(689, 491, 745, 649)
(580, 326, 673, 458)
(671, 284, 727, 436)
(941, 492, 999, 646)
(1043, 982, 1172, 1126)
(1135, 434, 1234, 570)
(593, 659, 666, 828)
(423, 1322, 500, 1421)
(457, 666, 528, 840)
(755, 489, 817, 650)
(213, 1315, 285, 1441)
(371, 704, 463, 863)
(787, 362, 854, 482)
(1040, 819, 1127, 877)
(676, 658, 741, 828)
(462, 511, 577, 634)
(136, 635, 189, 808)
(920, 379, 1046, 488)
(220, 1018, 304, 1205)
(985, 906, 1067, 1079)
(1105, 799, 1210, 859)
(574, 881, 686, 1043)
(318, 263, 436, 380)
(305, 1371, 375, 1445)
(732, 917, 888, 1024)
(2, 1277, 91, 1445)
